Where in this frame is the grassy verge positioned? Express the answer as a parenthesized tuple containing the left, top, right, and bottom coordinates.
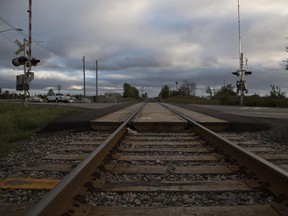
(0, 103, 76, 156)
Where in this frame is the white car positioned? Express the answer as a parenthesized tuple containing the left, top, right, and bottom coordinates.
(28, 96, 43, 102)
(75, 98, 91, 103)
(47, 93, 70, 103)
(68, 97, 75, 103)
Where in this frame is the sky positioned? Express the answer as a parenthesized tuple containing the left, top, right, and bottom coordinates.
(0, 0, 287, 98)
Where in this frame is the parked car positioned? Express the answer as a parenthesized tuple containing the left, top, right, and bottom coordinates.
(68, 97, 75, 103)
(74, 98, 91, 103)
(28, 96, 43, 102)
(47, 93, 70, 103)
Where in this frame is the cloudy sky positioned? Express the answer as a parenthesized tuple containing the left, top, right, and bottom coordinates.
(0, 0, 287, 97)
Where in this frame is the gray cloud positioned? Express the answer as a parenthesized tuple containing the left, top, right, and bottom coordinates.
(0, 0, 287, 97)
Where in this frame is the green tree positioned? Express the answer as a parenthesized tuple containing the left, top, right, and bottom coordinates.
(159, 85, 170, 99)
(178, 80, 197, 96)
(47, 89, 54, 96)
(269, 85, 286, 99)
(123, 83, 139, 99)
(215, 84, 237, 97)
(170, 90, 179, 97)
(206, 86, 213, 98)
(214, 84, 238, 105)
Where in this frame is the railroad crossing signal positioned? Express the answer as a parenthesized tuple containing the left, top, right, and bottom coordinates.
(12, 56, 40, 67)
(12, 56, 28, 66)
(232, 69, 252, 93)
(15, 39, 30, 55)
(232, 70, 252, 77)
(232, 52, 252, 106)
(13, 39, 39, 92)
(13, 39, 40, 67)
(30, 58, 40, 66)
(16, 73, 34, 91)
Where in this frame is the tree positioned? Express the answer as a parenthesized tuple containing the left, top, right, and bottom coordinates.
(213, 84, 238, 105)
(269, 85, 286, 99)
(47, 89, 54, 96)
(123, 83, 139, 99)
(170, 90, 179, 97)
(206, 86, 213, 98)
(159, 85, 170, 99)
(214, 84, 237, 97)
(178, 80, 197, 96)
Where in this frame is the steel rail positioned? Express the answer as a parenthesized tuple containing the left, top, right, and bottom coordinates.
(26, 103, 145, 216)
(162, 103, 288, 199)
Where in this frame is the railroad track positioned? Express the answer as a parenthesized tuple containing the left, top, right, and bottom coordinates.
(218, 132, 288, 173)
(1, 103, 288, 215)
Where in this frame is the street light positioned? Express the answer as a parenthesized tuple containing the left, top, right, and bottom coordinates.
(0, 28, 23, 33)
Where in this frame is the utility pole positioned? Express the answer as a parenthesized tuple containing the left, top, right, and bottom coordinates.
(96, 60, 98, 103)
(82, 56, 86, 97)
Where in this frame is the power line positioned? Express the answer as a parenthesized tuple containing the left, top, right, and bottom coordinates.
(34, 42, 81, 63)
(0, 31, 16, 45)
(0, 15, 82, 64)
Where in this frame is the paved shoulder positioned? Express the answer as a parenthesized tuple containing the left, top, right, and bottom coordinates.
(37, 103, 135, 134)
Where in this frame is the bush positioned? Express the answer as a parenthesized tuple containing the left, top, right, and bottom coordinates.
(244, 96, 288, 107)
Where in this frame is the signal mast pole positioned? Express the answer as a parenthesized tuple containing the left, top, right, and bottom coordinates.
(96, 60, 98, 103)
(232, 0, 251, 106)
(237, 0, 244, 106)
(28, 0, 32, 72)
(83, 56, 86, 97)
(23, 0, 32, 107)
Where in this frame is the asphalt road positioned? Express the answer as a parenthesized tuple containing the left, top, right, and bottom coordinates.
(37, 102, 135, 134)
(37, 102, 287, 134)
(191, 105, 288, 120)
(173, 104, 288, 132)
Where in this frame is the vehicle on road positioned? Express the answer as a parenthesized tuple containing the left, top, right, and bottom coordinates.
(74, 98, 91, 103)
(68, 97, 75, 103)
(47, 93, 70, 103)
(28, 96, 43, 102)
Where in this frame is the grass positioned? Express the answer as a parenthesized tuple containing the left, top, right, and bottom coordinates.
(0, 103, 76, 156)
(164, 95, 288, 107)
